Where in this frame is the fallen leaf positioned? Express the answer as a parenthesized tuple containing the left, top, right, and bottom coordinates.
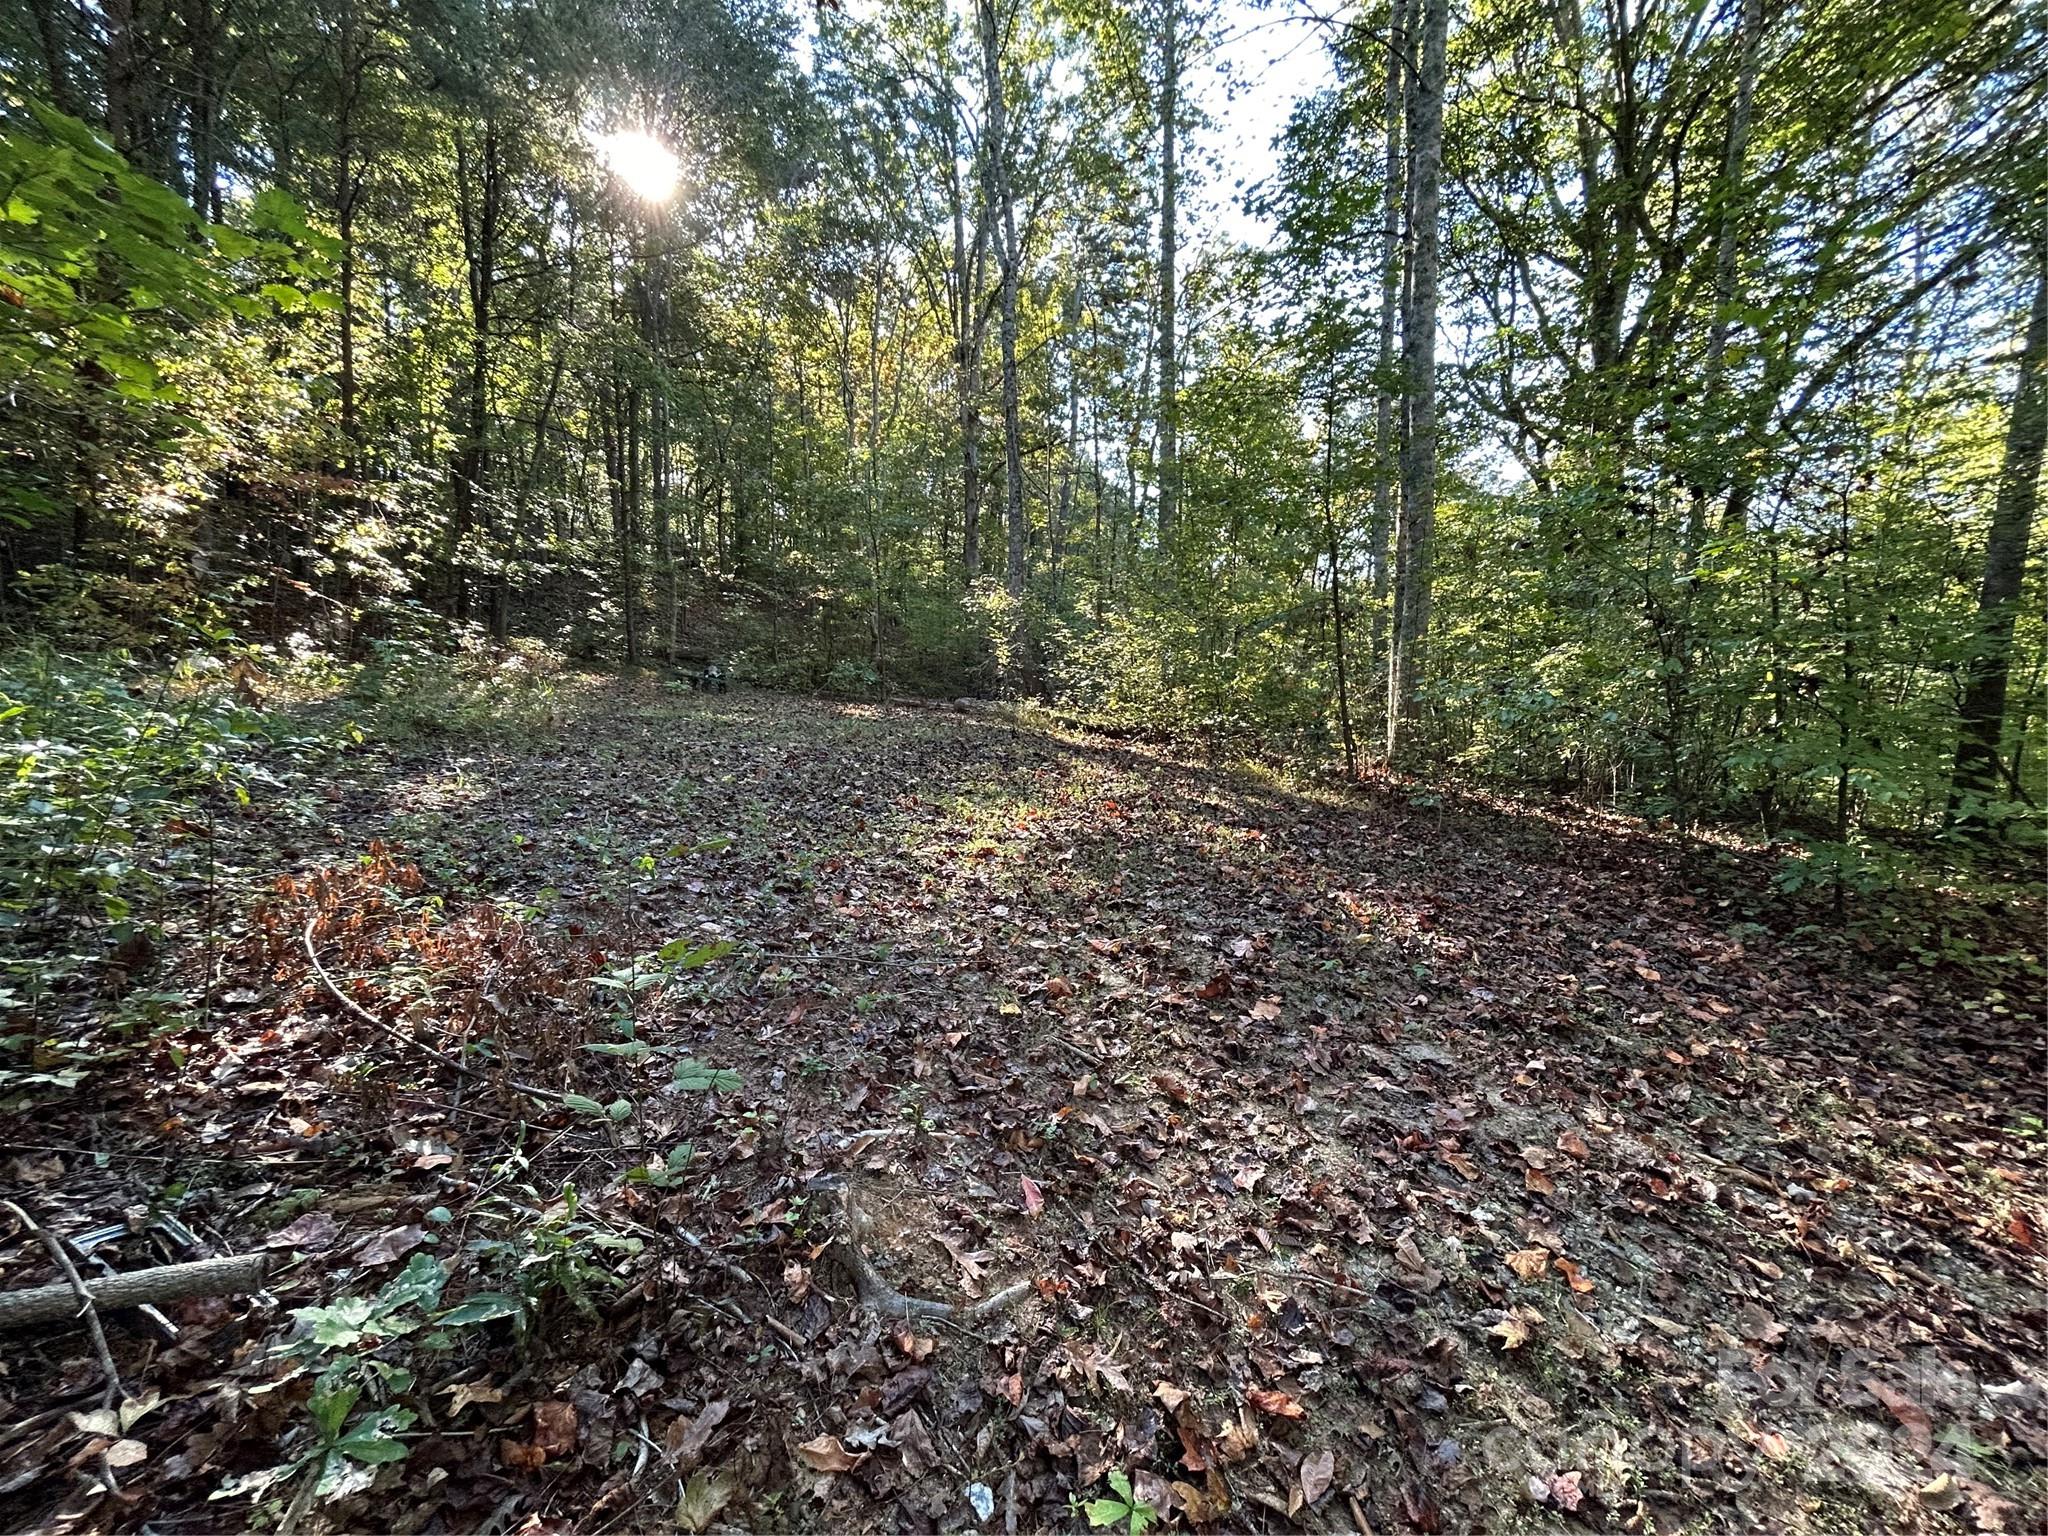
(1154, 1380, 1190, 1412)
(1045, 976, 1074, 999)
(445, 1380, 505, 1416)
(891, 1409, 938, 1477)
(1298, 1447, 1335, 1506)
(529, 1400, 578, 1460)
(1755, 1430, 1792, 1460)
(1549, 1470, 1584, 1511)
(796, 1432, 867, 1473)
(265, 1211, 341, 1251)
(1020, 1175, 1044, 1216)
(1864, 1377, 1934, 1456)
(103, 1439, 147, 1469)
(1441, 1151, 1480, 1181)
(1556, 1129, 1590, 1159)
(1524, 1167, 1557, 1196)
(1504, 1248, 1550, 1281)
(667, 1399, 729, 1471)
(934, 1230, 990, 1291)
(1489, 1308, 1540, 1350)
(1246, 1387, 1306, 1420)
(675, 1468, 734, 1532)
(1552, 1257, 1595, 1294)
(890, 1321, 936, 1361)
(352, 1224, 426, 1266)
(1171, 1470, 1233, 1524)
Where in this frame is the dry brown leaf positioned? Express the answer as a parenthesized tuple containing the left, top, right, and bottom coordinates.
(667, 1399, 729, 1471)
(1490, 1307, 1540, 1350)
(1864, 1377, 1934, 1456)
(1246, 1387, 1307, 1420)
(1553, 1257, 1595, 1294)
(1298, 1447, 1335, 1506)
(1505, 1248, 1550, 1281)
(797, 1432, 867, 1473)
(890, 1321, 937, 1361)
(529, 1400, 578, 1459)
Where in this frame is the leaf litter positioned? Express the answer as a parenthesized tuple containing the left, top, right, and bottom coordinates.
(0, 681, 2043, 1533)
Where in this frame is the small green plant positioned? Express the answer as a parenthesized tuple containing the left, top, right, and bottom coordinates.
(625, 1143, 696, 1188)
(1079, 1469, 1160, 1536)
(217, 1255, 463, 1511)
(462, 1185, 643, 1327)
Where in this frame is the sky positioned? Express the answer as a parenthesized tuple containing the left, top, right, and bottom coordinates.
(1191, 0, 1343, 251)
(791, 0, 1342, 254)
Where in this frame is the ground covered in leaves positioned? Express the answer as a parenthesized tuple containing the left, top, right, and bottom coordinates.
(4, 679, 2045, 1535)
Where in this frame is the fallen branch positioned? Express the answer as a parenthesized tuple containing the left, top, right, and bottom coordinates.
(2, 1201, 121, 1400)
(0, 1252, 269, 1330)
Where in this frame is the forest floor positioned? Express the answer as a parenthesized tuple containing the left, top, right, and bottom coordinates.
(3, 677, 2045, 1535)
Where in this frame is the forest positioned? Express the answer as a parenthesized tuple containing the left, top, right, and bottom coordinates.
(0, 0, 2044, 1530)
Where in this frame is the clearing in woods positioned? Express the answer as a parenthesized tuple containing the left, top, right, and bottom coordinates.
(3, 680, 2043, 1533)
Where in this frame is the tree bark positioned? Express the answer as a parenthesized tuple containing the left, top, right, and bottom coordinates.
(1370, 0, 1409, 711)
(0, 1254, 268, 1329)
(1155, 0, 1181, 564)
(1324, 384, 1358, 778)
(1949, 236, 2046, 828)
(1386, 0, 1447, 767)
(978, 0, 1026, 609)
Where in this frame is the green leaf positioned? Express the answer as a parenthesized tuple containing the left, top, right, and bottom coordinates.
(562, 1092, 609, 1116)
(1082, 1497, 1133, 1529)
(657, 937, 733, 969)
(437, 1292, 523, 1327)
(309, 1381, 359, 1442)
(671, 1060, 742, 1093)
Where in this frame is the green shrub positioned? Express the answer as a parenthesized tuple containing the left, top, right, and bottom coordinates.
(352, 627, 560, 743)
(0, 643, 270, 1010)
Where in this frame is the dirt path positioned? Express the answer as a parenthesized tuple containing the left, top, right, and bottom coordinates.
(4, 681, 2043, 1533)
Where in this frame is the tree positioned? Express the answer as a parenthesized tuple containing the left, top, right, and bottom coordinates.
(1951, 229, 2047, 829)
(1385, 0, 1446, 765)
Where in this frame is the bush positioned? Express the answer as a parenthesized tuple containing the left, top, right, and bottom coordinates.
(0, 643, 271, 1010)
(822, 657, 883, 698)
(352, 626, 560, 743)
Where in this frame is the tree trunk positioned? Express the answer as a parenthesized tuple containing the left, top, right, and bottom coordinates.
(1949, 236, 2046, 828)
(1324, 385, 1358, 779)
(1386, 0, 1447, 767)
(1370, 0, 1409, 712)
(452, 119, 502, 629)
(1155, 0, 1181, 563)
(336, 0, 363, 468)
(978, 0, 1026, 610)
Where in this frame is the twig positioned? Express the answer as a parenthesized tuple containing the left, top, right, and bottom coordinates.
(1048, 1034, 1106, 1068)
(2, 1201, 121, 1408)
(302, 914, 561, 1107)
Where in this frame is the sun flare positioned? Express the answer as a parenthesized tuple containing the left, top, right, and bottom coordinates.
(596, 128, 681, 203)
